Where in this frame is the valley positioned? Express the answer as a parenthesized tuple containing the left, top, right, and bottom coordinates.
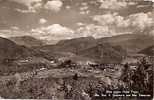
(0, 34, 153, 99)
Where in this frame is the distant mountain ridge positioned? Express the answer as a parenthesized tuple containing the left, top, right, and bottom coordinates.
(36, 34, 154, 63)
(0, 37, 21, 61)
(3, 34, 153, 64)
(0, 37, 47, 62)
(39, 36, 97, 54)
(9, 36, 45, 47)
(37, 36, 126, 63)
(139, 45, 154, 56)
(98, 34, 154, 54)
(0, 36, 55, 75)
(78, 43, 125, 63)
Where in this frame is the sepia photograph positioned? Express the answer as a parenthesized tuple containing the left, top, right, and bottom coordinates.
(0, 0, 153, 99)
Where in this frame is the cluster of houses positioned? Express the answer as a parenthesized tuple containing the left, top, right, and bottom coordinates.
(11, 52, 153, 75)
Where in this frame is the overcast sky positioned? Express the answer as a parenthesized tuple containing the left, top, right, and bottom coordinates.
(0, 0, 153, 43)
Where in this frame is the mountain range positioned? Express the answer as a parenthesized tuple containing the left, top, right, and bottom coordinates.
(98, 34, 154, 54)
(0, 37, 50, 63)
(139, 45, 154, 56)
(1, 33, 154, 64)
(9, 36, 45, 47)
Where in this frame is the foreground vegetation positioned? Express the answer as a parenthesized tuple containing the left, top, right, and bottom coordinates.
(0, 57, 153, 100)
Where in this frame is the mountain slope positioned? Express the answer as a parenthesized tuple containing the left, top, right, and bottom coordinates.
(139, 45, 154, 56)
(98, 34, 154, 53)
(0, 37, 47, 62)
(9, 36, 45, 47)
(37, 36, 126, 63)
(39, 36, 97, 54)
(78, 43, 125, 63)
(0, 37, 23, 61)
(36, 34, 154, 63)
(40, 34, 154, 55)
(0, 37, 54, 75)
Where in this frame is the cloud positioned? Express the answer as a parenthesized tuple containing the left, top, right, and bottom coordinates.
(93, 13, 129, 29)
(150, 30, 154, 36)
(127, 2, 137, 6)
(0, 24, 74, 44)
(77, 24, 116, 38)
(0, 29, 28, 38)
(39, 18, 47, 24)
(144, 0, 154, 2)
(77, 24, 105, 38)
(80, 6, 88, 11)
(10, 0, 63, 13)
(77, 24, 133, 38)
(128, 13, 153, 30)
(79, 2, 90, 15)
(10, 0, 42, 13)
(66, 5, 71, 9)
(79, 10, 90, 15)
(76, 12, 154, 38)
(10, 0, 41, 7)
(31, 24, 74, 43)
(98, 0, 127, 10)
(81, 2, 88, 6)
(97, 0, 137, 10)
(10, 26, 20, 30)
(15, 8, 35, 13)
(44, 0, 63, 12)
(93, 13, 116, 25)
(76, 22, 86, 26)
(93, 12, 153, 31)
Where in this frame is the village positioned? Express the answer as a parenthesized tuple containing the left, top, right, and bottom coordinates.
(0, 52, 153, 99)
